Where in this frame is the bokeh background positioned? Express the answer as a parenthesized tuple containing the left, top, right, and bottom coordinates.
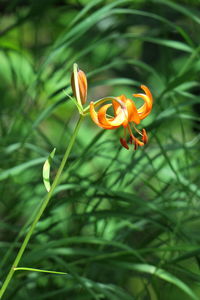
(1, 0, 200, 299)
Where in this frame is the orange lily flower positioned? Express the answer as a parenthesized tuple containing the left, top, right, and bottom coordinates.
(90, 85, 153, 150)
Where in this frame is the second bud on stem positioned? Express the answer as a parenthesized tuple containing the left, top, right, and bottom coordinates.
(71, 64, 87, 106)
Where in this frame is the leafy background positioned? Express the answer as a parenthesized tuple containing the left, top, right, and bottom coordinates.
(0, 0, 200, 299)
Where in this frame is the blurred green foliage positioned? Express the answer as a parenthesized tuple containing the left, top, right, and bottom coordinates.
(1, 0, 200, 299)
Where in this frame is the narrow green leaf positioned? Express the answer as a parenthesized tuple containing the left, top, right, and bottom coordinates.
(42, 148, 56, 192)
(112, 262, 198, 300)
(69, 0, 104, 27)
(14, 267, 68, 276)
(0, 158, 46, 181)
(153, 0, 200, 25)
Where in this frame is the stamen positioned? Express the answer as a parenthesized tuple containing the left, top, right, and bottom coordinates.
(134, 140, 138, 150)
(120, 138, 129, 150)
(129, 135, 133, 144)
(135, 138, 144, 150)
(132, 123, 143, 136)
(124, 127, 127, 138)
(142, 128, 148, 144)
(127, 124, 138, 144)
(135, 138, 144, 147)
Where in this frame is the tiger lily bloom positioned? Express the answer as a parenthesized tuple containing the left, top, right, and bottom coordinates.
(90, 85, 153, 150)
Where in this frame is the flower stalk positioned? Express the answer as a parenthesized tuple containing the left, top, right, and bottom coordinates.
(0, 115, 84, 299)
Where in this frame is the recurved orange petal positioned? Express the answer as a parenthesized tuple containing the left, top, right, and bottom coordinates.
(90, 102, 113, 129)
(133, 85, 153, 120)
(125, 98, 140, 124)
(112, 95, 126, 116)
(98, 104, 126, 128)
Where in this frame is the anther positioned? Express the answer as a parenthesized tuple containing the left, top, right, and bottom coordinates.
(142, 129, 148, 144)
(120, 138, 129, 150)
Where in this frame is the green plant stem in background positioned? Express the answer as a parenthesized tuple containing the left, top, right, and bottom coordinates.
(0, 115, 84, 299)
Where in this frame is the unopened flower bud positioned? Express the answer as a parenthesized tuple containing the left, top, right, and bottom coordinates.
(71, 68, 87, 105)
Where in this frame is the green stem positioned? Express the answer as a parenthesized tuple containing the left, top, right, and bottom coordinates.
(0, 115, 84, 299)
